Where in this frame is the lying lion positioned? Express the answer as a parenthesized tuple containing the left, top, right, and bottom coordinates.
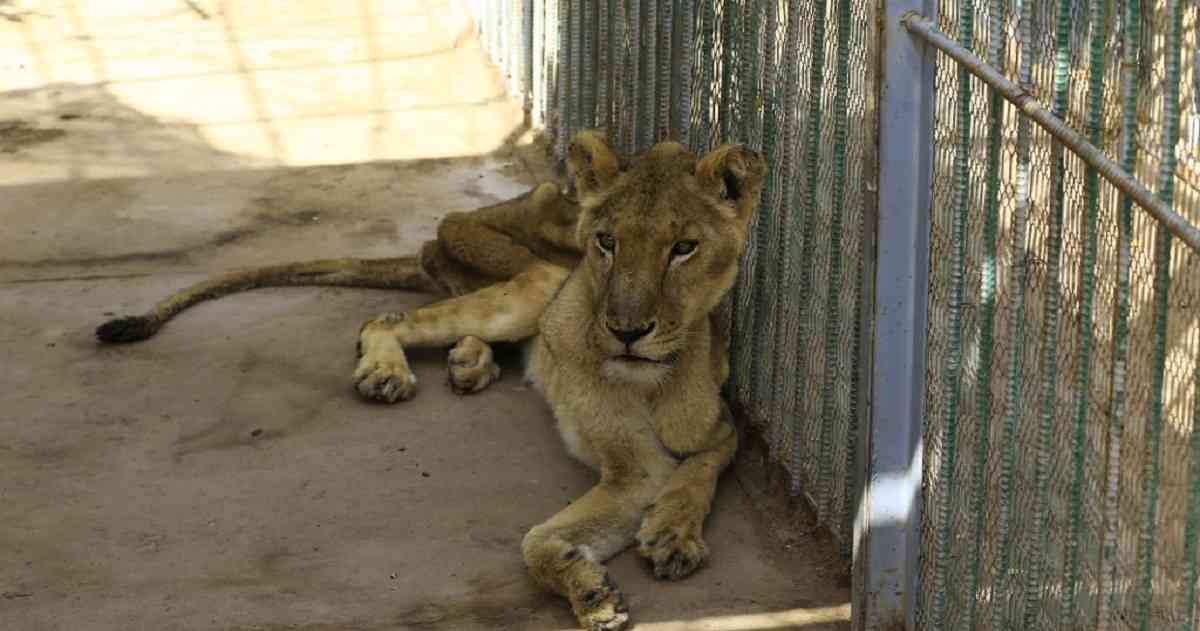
(97, 131, 766, 631)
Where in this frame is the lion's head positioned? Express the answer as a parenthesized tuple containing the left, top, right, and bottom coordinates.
(563, 131, 767, 383)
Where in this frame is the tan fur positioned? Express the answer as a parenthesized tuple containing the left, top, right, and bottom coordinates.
(97, 130, 765, 631)
(356, 132, 766, 630)
(94, 182, 579, 344)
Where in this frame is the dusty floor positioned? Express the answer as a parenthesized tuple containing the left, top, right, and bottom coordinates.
(0, 1, 850, 629)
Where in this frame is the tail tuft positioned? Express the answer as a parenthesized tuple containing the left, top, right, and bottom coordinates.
(96, 316, 160, 344)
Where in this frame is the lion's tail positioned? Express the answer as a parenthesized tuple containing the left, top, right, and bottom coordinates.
(95, 256, 438, 344)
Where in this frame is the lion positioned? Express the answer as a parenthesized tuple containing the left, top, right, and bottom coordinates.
(96, 131, 766, 631)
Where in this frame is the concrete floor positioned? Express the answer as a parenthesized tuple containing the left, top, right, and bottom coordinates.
(0, 2, 850, 629)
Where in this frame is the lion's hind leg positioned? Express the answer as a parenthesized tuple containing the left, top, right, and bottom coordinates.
(354, 262, 569, 402)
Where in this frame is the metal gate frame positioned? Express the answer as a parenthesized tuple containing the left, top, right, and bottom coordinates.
(862, 0, 1200, 629)
(852, 0, 934, 628)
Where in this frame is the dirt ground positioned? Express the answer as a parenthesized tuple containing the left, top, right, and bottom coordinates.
(0, 1, 850, 629)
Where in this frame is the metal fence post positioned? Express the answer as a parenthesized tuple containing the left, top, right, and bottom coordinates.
(852, 0, 935, 629)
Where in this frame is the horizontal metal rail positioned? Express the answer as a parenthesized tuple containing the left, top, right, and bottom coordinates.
(902, 12, 1200, 254)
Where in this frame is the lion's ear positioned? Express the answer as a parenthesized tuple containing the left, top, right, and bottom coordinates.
(694, 144, 767, 222)
(566, 130, 620, 198)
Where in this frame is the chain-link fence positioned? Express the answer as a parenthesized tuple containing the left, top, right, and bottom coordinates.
(465, 1, 1200, 629)
(911, 0, 1200, 628)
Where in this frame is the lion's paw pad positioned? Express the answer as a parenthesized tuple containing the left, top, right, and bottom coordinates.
(353, 357, 418, 403)
(447, 336, 500, 395)
(637, 514, 709, 581)
(573, 576, 630, 631)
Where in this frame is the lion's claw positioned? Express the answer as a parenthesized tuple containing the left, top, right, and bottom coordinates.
(447, 336, 500, 395)
(353, 357, 418, 403)
(637, 507, 709, 581)
(573, 574, 630, 631)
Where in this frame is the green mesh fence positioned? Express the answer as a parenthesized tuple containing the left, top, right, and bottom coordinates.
(918, 0, 1200, 628)
(468, 1, 1200, 628)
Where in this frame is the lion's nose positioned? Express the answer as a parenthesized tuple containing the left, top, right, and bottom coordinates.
(607, 321, 656, 346)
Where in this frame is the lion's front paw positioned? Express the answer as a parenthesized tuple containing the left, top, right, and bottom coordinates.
(353, 355, 418, 403)
(572, 574, 630, 631)
(447, 336, 501, 395)
(636, 505, 709, 581)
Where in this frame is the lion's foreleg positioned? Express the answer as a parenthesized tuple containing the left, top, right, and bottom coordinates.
(635, 421, 737, 581)
(521, 482, 653, 631)
(353, 262, 569, 402)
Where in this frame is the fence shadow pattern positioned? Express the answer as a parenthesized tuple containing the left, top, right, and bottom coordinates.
(466, 1, 1199, 629)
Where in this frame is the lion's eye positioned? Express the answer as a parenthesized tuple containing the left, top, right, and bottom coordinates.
(671, 240, 698, 258)
(596, 232, 616, 253)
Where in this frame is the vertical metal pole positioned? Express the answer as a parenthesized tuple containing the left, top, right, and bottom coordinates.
(569, 0, 583, 137)
(852, 0, 934, 629)
(523, 0, 534, 109)
(580, 0, 595, 128)
(555, 0, 569, 159)
(675, 0, 694, 148)
(622, 0, 639, 154)
(532, 0, 545, 127)
(597, 0, 611, 132)
(509, 0, 521, 95)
